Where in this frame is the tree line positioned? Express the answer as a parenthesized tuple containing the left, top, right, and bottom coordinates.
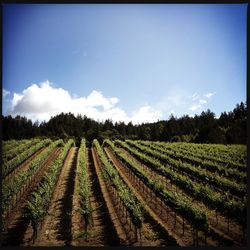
(1, 102, 246, 145)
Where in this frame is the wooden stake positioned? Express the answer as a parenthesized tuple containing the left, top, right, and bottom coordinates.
(196, 229, 199, 247)
(174, 210, 176, 227)
(192, 225, 195, 246)
(182, 216, 184, 235)
(215, 210, 218, 226)
(205, 231, 207, 246)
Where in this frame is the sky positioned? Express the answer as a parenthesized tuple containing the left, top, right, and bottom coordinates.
(2, 4, 247, 124)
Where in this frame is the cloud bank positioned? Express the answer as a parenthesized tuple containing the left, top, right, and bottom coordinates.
(6, 80, 162, 124)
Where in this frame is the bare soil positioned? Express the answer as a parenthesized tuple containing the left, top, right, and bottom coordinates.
(22, 147, 78, 246)
(105, 147, 226, 246)
(1, 148, 61, 246)
(91, 147, 128, 245)
(71, 148, 119, 246)
(3, 144, 245, 247)
(119, 147, 246, 246)
(105, 147, 184, 246)
(3, 146, 46, 184)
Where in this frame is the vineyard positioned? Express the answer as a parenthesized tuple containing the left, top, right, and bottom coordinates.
(1, 138, 247, 246)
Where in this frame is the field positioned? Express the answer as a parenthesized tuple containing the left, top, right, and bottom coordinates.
(1, 138, 247, 246)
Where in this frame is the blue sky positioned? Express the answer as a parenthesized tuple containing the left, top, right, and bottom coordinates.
(2, 4, 247, 124)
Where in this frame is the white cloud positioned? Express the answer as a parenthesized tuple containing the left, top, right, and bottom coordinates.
(191, 93, 199, 101)
(84, 90, 118, 110)
(131, 106, 162, 124)
(3, 89, 10, 98)
(187, 91, 216, 114)
(199, 99, 207, 104)
(7, 81, 162, 125)
(204, 92, 216, 98)
(189, 104, 202, 112)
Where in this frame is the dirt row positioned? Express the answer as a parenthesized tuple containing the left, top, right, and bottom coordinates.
(3, 146, 119, 246)
(107, 146, 248, 246)
(22, 147, 78, 246)
(104, 147, 192, 245)
(71, 147, 175, 247)
(4, 143, 243, 247)
(0, 145, 200, 246)
(127, 143, 243, 202)
(1, 147, 61, 246)
(118, 146, 246, 246)
(3, 146, 47, 184)
(104, 147, 180, 246)
(105, 146, 232, 247)
(91, 147, 132, 245)
(71, 148, 118, 246)
(21, 146, 118, 246)
(93, 147, 175, 246)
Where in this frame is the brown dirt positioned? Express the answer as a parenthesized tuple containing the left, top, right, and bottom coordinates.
(105, 147, 225, 246)
(1, 148, 61, 246)
(104, 147, 183, 246)
(91, 147, 129, 245)
(3, 140, 36, 161)
(3, 146, 47, 184)
(119, 147, 246, 246)
(2, 143, 245, 247)
(71, 148, 119, 246)
(22, 147, 78, 246)
(70, 147, 83, 245)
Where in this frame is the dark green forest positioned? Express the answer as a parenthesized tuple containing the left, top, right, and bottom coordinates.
(2, 102, 246, 146)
